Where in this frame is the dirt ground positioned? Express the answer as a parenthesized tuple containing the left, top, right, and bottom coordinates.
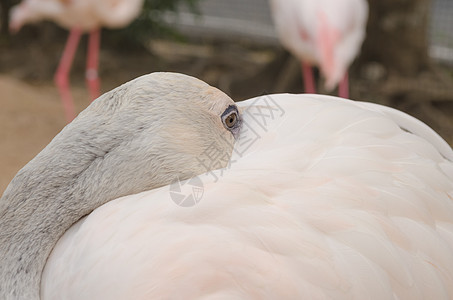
(1, 35, 453, 194)
(0, 76, 85, 192)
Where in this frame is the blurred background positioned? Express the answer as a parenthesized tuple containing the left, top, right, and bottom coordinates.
(0, 0, 452, 193)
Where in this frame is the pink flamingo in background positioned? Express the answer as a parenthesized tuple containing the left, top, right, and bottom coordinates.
(270, 0, 368, 98)
(10, 0, 144, 122)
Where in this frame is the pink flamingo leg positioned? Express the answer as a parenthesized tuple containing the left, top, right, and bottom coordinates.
(54, 28, 82, 122)
(86, 28, 101, 101)
(338, 72, 349, 99)
(301, 62, 316, 94)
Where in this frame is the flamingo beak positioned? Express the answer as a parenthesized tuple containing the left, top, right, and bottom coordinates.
(9, 21, 21, 34)
(316, 12, 342, 91)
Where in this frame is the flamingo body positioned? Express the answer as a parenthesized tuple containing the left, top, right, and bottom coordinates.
(42, 94, 453, 299)
(270, 0, 369, 97)
(10, 0, 143, 31)
(10, 0, 144, 122)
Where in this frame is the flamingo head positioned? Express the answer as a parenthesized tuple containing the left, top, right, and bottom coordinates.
(9, 3, 30, 33)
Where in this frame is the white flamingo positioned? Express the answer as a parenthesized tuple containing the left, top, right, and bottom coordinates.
(270, 0, 369, 98)
(9, 0, 144, 122)
(2, 73, 453, 299)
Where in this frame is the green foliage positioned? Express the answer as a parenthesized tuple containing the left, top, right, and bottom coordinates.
(143, 0, 201, 13)
(104, 0, 202, 50)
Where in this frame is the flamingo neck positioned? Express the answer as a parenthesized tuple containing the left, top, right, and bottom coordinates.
(0, 163, 87, 298)
(0, 139, 134, 299)
(0, 121, 177, 299)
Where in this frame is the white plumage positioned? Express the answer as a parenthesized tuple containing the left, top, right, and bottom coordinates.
(42, 94, 453, 299)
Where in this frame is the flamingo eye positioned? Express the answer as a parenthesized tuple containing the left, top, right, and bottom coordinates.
(221, 105, 240, 130)
(224, 112, 238, 129)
